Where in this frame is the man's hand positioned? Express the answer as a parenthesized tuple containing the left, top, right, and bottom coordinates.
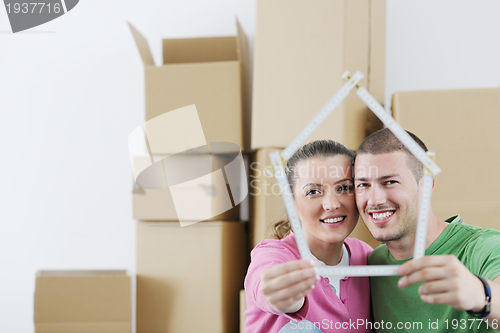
(259, 259, 320, 314)
(397, 255, 485, 312)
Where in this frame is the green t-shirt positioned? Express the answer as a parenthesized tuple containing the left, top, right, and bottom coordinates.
(368, 216, 500, 332)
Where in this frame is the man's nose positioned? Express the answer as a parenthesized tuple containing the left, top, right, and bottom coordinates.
(367, 185, 386, 207)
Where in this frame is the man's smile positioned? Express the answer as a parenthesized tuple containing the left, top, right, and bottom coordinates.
(367, 209, 396, 225)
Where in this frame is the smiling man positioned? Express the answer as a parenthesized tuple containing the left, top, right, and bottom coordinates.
(354, 128, 500, 332)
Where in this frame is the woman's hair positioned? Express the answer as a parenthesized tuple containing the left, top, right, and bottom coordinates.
(271, 140, 355, 240)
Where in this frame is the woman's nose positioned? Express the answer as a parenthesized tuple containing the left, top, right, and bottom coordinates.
(322, 191, 341, 211)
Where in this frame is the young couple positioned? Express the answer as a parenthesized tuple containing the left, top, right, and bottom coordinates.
(245, 129, 500, 333)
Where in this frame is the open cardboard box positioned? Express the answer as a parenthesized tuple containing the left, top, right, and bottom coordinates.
(129, 20, 251, 153)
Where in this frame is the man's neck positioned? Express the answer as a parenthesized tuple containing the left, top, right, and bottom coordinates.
(386, 214, 449, 261)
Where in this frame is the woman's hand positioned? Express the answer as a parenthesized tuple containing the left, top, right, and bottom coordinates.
(259, 259, 320, 313)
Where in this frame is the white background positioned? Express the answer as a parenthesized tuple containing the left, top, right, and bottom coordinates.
(1, 1, 499, 332)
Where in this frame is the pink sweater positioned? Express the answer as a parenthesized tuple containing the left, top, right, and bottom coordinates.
(244, 233, 374, 333)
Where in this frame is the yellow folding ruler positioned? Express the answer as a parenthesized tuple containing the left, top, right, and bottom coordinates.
(269, 71, 441, 276)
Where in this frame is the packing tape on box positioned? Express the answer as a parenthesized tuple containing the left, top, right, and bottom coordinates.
(269, 71, 441, 276)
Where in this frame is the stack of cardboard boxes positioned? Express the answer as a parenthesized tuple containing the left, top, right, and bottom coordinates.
(34, 2, 500, 333)
(129, 21, 250, 333)
(239, 2, 387, 328)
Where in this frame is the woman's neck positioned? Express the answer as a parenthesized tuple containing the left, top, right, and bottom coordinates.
(309, 240, 344, 266)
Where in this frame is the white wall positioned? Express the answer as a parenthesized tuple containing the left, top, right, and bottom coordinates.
(0, 1, 499, 332)
(385, 0, 500, 107)
(0, 1, 255, 332)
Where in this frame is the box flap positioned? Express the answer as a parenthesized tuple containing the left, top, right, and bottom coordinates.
(236, 18, 251, 152)
(235, 18, 247, 64)
(128, 22, 155, 66)
(162, 36, 238, 64)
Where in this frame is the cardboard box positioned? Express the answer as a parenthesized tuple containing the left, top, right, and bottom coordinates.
(249, 148, 380, 249)
(132, 154, 241, 222)
(251, 0, 386, 150)
(129, 20, 251, 153)
(133, 188, 239, 221)
(34, 270, 131, 333)
(249, 148, 286, 248)
(366, 0, 387, 137)
(240, 289, 246, 333)
(392, 87, 500, 230)
(136, 221, 248, 333)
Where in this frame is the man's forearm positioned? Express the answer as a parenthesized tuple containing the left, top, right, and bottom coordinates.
(483, 277, 500, 331)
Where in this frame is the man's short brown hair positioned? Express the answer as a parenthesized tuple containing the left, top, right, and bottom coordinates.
(356, 128, 428, 182)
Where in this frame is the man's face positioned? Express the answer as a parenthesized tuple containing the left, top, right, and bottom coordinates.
(354, 151, 421, 243)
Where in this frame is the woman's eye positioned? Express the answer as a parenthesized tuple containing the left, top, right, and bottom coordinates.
(306, 189, 320, 196)
(338, 184, 354, 193)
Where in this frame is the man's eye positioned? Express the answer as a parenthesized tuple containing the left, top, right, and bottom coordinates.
(356, 183, 368, 188)
(306, 189, 321, 196)
(385, 180, 397, 185)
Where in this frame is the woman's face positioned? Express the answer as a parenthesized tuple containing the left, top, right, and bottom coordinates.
(293, 155, 359, 247)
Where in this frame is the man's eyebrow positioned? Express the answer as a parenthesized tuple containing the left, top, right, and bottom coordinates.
(379, 174, 400, 181)
(354, 174, 401, 182)
(354, 177, 368, 182)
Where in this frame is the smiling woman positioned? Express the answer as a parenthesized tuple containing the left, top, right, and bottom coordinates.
(244, 140, 374, 333)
